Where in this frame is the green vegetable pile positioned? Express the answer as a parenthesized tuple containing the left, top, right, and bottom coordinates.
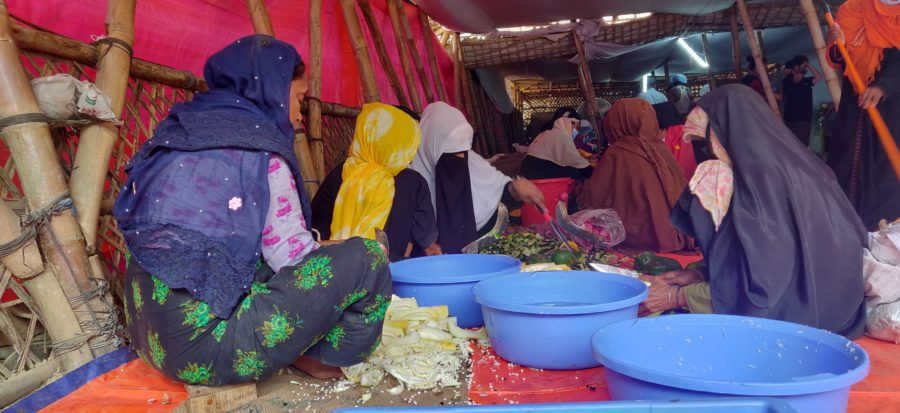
(479, 231, 625, 270)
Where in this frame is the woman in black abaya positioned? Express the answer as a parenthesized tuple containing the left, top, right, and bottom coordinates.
(640, 85, 867, 339)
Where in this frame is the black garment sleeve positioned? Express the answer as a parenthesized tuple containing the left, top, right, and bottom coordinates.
(309, 162, 344, 240)
(874, 48, 900, 100)
(410, 172, 438, 248)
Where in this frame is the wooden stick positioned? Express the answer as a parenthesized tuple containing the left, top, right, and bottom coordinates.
(0, 201, 41, 277)
(0, 0, 107, 365)
(735, 0, 779, 116)
(0, 358, 58, 407)
(452, 32, 464, 109)
(420, 12, 448, 102)
(701, 33, 715, 89)
(311, 99, 362, 118)
(11, 23, 201, 90)
(394, 0, 433, 103)
(799, 0, 841, 106)
(387, 0, 421, 111)
(245, 0, 275, 36)
(69, 0, 136, 288)
(440, 31, 450, 49)
(357, 0, 408, 107)
(338, 0, 380, 103)
(823, 9, 900, 180)
(729, 6, 743, 81)
(306, 0, 324, 194)
(572, 31, 601, 137)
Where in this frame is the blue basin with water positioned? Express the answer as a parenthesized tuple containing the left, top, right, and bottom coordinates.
(473, 271, 648, 370)
(390, 254, 521, 328)
(592, 314, 870, 413)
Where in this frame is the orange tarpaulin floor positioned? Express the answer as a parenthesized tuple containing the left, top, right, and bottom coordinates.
(468, 337, 900, 412)
(38, 357, 187, 413)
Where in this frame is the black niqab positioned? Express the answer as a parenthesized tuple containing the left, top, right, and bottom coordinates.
(670, 85, 867, 338)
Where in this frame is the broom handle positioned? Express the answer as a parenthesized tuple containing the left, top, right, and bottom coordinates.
(823, 11, 900, 181)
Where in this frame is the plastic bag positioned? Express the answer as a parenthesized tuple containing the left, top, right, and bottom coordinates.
(31, 74, 119, 123)
(565, 208, 626, 249)
(870, 220, 900, 266)
(863, 250, 900, 306)
(867, 301, 900, 344)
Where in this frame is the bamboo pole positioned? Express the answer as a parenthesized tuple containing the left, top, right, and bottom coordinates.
(339, 0, 381, 103)
(306, 0, 324, 194)
(701, 33, 715, 89)
(69, 0, 136, 295)
(357, 0, 409, 107)
(452, 32, 464, 109)
(393, 0, 433, 103)
(420, 12, 448, 102)
(735, 0, 779, 116)
(572, 31, 601, 137)
(799, 0, 841, 106)
(10, 24, 200, 91)
(730, 6, 743, 81)
(440, 31, 450, 49)
(0, 0, 109, 364)
(387, 0, 421, 111)
(245, 0, 275, 36)
(0, 358, 58, 407)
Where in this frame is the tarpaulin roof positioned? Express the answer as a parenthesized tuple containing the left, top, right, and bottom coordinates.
(9, 0, 455, 108)
(417, 0, 797, 34)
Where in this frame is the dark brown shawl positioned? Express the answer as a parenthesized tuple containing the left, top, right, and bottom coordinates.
(579, 98, 690, 252)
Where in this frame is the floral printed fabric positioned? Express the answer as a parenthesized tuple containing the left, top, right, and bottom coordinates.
(124, 237, 391, 385)
(261, 155, 318, 272)
(684, 107, 734, 231)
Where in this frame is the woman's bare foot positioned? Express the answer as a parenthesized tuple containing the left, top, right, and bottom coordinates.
(292, 355, 343, 379)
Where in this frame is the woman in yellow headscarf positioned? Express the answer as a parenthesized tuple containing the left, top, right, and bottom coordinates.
(329, 103, 422, 241)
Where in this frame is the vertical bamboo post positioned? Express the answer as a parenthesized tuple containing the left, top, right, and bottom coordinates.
(420, 12, 448, 102)
(573, 31, 601, 137)
(306, 0, 324, 193)
(0, 0, 109, 364)
(358, 0, 408, 107)
(387, 0, 421, 111)
(701, 33, 715, 89)
(338, 0, 380, 103)
(735, 0, 779, 116)
(69, 0, 136, 296)
(245, 0, 275, 36)
(393, 0, 433, 103)
(730, 6, 743, 81)
(799, 0, 841, 106)
(452, 32, 464, 109)
(663, 61, 671, 88)
(440, 31, 450, 49)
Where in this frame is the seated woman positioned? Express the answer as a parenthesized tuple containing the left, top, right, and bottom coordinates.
(644, 97, 696, 181)
(114, 35, 391, 385)
(312, 104, 440, 261)
(578, 99, 690, 252)
(521, 107, 592, 181)
(411, 102, 546, 254)
(641, 85, 866, 339)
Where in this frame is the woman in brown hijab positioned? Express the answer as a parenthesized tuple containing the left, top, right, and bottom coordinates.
(578, 98, 690, 252)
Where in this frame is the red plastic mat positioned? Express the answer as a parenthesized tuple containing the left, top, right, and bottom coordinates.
(469, 338, 900, 412)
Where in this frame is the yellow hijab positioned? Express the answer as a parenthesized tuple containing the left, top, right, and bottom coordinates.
(330, 103, 421, 240)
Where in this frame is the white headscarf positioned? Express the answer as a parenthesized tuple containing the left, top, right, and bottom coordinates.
(411, 102, 512, 231)
(526, 117, 591, 169)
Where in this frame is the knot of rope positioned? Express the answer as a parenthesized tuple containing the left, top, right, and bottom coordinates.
(0, 192, 73, 261)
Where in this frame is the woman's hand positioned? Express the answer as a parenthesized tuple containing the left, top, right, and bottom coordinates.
(425, 243, 443, 256)
(659, 269, 704, 286)
(509, 177, 547, 214)
(638, 277, 681, 316)
(859, 86, 885, 109)
(828, 25, 844, 44)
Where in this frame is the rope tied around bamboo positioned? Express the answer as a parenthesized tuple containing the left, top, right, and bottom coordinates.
(0, 192, 70, 270)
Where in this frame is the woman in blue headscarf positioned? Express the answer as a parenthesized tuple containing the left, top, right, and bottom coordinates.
(114, 35, 391, 385)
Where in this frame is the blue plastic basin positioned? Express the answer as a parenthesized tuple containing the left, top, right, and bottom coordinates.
(390, 254, 521, 328)
(332, 398, 797, 412)
(473, 271, 648, 370)
(592, 314, 870, 413)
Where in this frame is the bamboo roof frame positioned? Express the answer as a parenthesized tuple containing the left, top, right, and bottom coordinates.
(457, 1, 841, 68)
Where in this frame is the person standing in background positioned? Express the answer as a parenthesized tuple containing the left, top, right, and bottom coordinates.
(782, 55, 822, 146)
(667, 74, 693, 120)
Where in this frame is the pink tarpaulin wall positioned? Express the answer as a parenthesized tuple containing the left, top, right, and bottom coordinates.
(8, 0, 455, 108)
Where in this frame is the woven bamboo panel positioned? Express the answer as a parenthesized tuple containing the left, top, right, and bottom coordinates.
(516, 80, 639, 127)
(461, 1, 839, 68)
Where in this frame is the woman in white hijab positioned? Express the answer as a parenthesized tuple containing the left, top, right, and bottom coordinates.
(521, 108, 592, 181)
(411, 102, 546, 253)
